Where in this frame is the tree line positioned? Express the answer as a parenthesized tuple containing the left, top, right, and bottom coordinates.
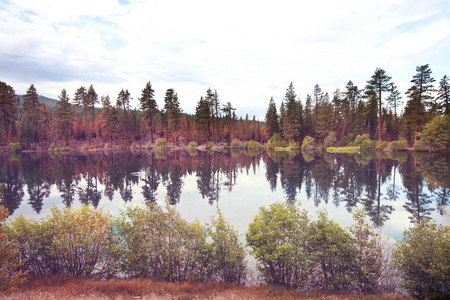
(265, 65, 449, 149)
(0, 63, 448, 148)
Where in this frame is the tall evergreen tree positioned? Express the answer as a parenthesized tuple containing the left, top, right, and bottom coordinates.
(344, 80, 360, 135)
(404, 64, 435, 144)
(436, 75, 450, 115)
(365, 68, 392, 142)
(222, 101, 236, 142)
(116, 89, 131, 111)
(196, 96, 212, 140)
(303, 94, 313, 138)
(386, 83, 402, 140)
(73, 86, 87, 111)
(212, 90, 221, 141)
(22, 84, 40, 143)
(139, 81, 158, 143)
(23, 84, 40, 124)
(86, 84, 98, 118)
(163, 88, 182, 142)
(264, 97, 279, 137)
(364, 84, 379, 139)
(316, 93, 333, 145)
(54, 89, 73, 145)
(0, 81, 18, 141)
(282, 82, 301, 142)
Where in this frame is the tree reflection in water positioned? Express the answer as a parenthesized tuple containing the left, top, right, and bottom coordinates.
(0, 151, 448, 227)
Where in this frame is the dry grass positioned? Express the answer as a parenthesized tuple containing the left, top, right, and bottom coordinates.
(6, 277, 412, 300)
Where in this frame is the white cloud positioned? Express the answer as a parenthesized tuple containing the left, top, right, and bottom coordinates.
(1, 0, 449, 118)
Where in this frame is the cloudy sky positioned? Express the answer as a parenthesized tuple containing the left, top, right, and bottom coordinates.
(1, 0, 449, 119)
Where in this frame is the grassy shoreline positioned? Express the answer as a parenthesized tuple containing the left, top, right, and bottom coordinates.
(9, 277, 411, 300)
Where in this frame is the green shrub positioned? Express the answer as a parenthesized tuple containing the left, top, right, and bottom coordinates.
(155, 138, 167, 148)
(230, 139, 243, 149)
(244, 140, 263, 150)
(246, 202, 310, 288)
(386, 139, 408, 151)
(301, 136, 315, 152)
(323, 132, 338, 148)
(1, 205, 26, 295)
(7, 205, 114, 277)
(394, 221, 450, 299)
(267, 133, 287, 149)
(353, 134, 369, 146)
(9, 142, 21, 153)
(343, 133, 355, 146)
(188, 141, 198, 149)
(206, 141, 215, 150)
(288, 140, 300, 149)
(417, 116, 450, 152)
(413, 140, 428, 152)
(115, 201, 247, 283)
(360, 139, 376, 151)
(326, 146, 359, 153)
(209, 209, 247, 283)
(308, 210, 358, 291)
(247, 203, 393, 292)
(375, 140, 389, 151)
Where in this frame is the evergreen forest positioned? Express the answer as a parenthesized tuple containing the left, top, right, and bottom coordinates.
(1, 64, 449, 152)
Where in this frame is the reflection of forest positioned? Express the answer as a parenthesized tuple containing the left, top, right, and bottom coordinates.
(0, 151, 448, 225)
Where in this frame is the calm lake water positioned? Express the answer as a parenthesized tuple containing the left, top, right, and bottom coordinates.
(1, 150, 449, 242)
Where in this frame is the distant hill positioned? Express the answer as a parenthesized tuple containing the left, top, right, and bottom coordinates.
(18, 95, 58, 111)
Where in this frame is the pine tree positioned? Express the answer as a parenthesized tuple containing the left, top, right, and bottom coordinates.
(436, 75, 450, 115)
(196, 96, 212, 140)
(23, 84, 40, 124)
(303, 94, 313, 138)
(54, 89, 73, 145)
(404, 64, 435, 144)
(73, 86, 87, 111)
(163, 88, 182, 142)
(365, 68, 392, 142)
(316, 94, 333, 145)
(386, 83, 402, 140)
(279, 101, 286, 139)
(22, 84, 41, 143)
(222, 101, 236, 142)
(86, 84, 98, 118)
(344, 80, 360, 135)
(0, 81, 18, 141)
(139, 81, 158, 143)
(212, 90, 221, 141)
(282, 83, 301, 142)
(264, 97, 279, 137)
(116, 89, 131, 111)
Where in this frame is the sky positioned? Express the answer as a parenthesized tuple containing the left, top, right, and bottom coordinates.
(1, 0, 449, 119)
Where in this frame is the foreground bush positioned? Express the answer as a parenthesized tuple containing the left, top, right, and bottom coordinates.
(246, 202, 309, 288)
(114, 203, 211, 281)
(247, 202, 393, 292)
(7, 205, 114, 277)
(394, 221, 450, 299)
(1, 205, 26, 295)
(7, 203, 247, 284)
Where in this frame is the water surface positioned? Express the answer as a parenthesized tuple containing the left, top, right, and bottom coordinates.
(1, 150, 449, 241)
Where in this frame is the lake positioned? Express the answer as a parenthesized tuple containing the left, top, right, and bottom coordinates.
(1, 150, 449, 243)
